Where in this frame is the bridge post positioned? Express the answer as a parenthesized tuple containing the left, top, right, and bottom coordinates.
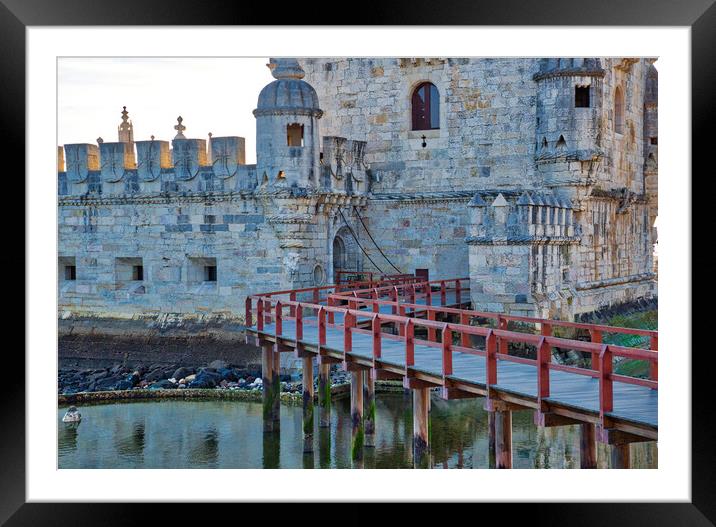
(487, 410, 496, 469)
(302, 356, 314, 453)
(580, 423, 598, 469)
(495, 409, 513, 468)
(261, 342, 278, 433)
(611, 444, 631, 469)
(350, 370, 365, 462)
(272, 344, 281, 429)
(364, 372, 376, 448)
(318, 363, 331, 428)
(413, 387, 431, 468)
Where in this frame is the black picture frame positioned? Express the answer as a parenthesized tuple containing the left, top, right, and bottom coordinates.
(6, 0, 713, 524)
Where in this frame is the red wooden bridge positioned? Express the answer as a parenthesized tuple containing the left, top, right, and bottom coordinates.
(245, 275, 657, 468)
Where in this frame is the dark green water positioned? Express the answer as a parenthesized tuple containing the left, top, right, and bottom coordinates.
(58, 394, 657, 469)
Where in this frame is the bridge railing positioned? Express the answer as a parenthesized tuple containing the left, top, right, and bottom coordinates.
(248, 296, 657, 421)
(322, 293, 658, 381)
(335, 270, 418, 286)
(244, 274, 431, 328)
(329, 277, 470, 306)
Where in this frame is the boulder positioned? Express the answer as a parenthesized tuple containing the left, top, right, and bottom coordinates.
(217, 368, 238, 382)
(114, 379, 134, 390)
(208, 359, 228, 370)
(172, 366, 195, 380)
(188, 369, 222, 389)
(144, 366, 175, 382)
(93, 375, 124, 391)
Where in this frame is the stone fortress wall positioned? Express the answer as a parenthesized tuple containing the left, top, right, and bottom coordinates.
(58, 57, 657, 324)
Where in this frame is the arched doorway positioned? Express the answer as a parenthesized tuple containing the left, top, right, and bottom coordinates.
(333, 235, 346, 276)
(332, 225, 360, 282)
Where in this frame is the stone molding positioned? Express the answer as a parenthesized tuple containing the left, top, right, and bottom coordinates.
(575, 273, 656, 291)
(252, 107, 323, 119)
(533, 68, 606, 82)
(59, 189, 369, 208)
(369, 190, 477, 204)
(466, 235, 580, 246)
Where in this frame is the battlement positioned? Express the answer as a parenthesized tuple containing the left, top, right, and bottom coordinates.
(58, 107, 371, 198)
(58, 135, 257, 196)
(467, 190, 576, 244)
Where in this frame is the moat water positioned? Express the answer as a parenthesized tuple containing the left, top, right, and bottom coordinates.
(58, 394, 657, 469)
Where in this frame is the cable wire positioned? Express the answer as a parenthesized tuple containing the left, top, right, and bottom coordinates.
(353, 205, 403, 274)
(337, 207, 385, 274)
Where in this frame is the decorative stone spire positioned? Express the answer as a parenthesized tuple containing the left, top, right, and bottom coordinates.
(268, 58, 305, 79)
(174, 116, 186, 139)
(118, 106, 134, 144)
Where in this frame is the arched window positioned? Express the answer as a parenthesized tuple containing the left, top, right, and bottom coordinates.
(411, 82, 440, 130)
(614, 86, 625, 134)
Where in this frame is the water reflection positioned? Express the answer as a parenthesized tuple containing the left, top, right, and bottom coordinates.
(262, 431, 280, 469)
(58, 396, 657, 469)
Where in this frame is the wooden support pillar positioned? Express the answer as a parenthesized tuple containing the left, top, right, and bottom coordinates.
(495, 410, 512, 469)
(350, 370, 365, 462)
(261, 342, 278, 433)
(413, 388, 431, 468)
(272, 345, 281, 428)
(611, 443, 631, 469)
(487, 410, 496, 469)
(580, 423, 598, 469)
(318, 363, 331, 428)
(302, 356, 314, 453)
(597, 427, 646, 469)
(364, 373, 376, 448)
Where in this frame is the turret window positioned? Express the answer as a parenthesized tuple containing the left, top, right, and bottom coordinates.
(411, 82, 440, 130)
(287, 123, 304, 147)
(614, 86, 625, 134)
(575, 86, 590, 108)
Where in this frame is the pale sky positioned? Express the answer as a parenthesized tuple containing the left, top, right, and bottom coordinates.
(58, 57, 273, 164)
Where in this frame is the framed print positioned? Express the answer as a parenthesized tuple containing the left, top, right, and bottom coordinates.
(7, 0, 714, 523)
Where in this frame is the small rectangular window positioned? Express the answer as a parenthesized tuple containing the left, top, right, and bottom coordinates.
(115, 257, 144, 285)
(575, 86, 590, 108)
(650, 136, 658, 145)
(287, 123, 304, 147)
(59, 256, 76, 281)
(188, 257, 217, 285)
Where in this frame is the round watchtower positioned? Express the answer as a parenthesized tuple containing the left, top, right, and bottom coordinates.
(253, 58, 323, 188)
(533, 58, 605, 187)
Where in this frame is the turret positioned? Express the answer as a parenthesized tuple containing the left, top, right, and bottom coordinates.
(253, 58, 323, 188)
(643, 61, 658, 244)
(534, 58, 605, 189)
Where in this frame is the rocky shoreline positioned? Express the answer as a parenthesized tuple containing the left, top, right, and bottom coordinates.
(58, 359, 402, 402)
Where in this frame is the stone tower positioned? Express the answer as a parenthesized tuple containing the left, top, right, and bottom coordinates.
(643, 61, 658, 244)
(534, 58, 605, 198)
(254, 58, 323, 188)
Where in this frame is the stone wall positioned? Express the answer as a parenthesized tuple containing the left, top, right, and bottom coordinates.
(360, 193, 472, 279)
(58, 193, 282, 317)
(302, 58, 539, 193)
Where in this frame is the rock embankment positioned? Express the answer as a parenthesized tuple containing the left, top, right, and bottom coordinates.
(58, 359, 354, 396)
